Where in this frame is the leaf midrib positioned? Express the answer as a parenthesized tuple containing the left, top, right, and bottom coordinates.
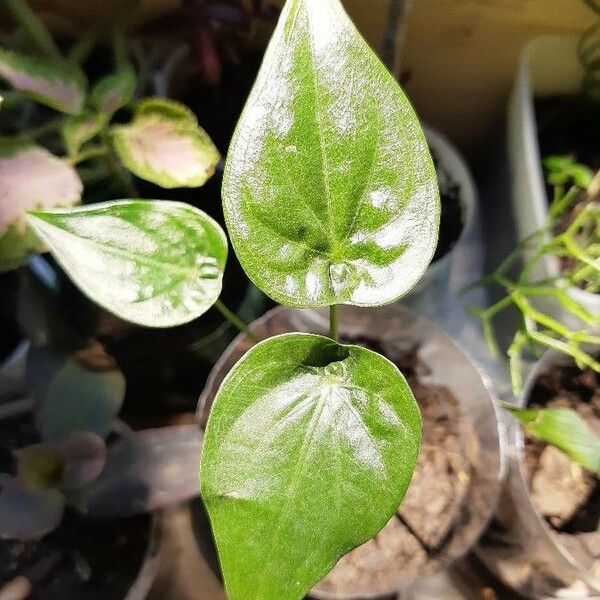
(35, 218, 219, 281)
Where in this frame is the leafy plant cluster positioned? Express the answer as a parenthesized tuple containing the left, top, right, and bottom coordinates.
(0, 0, 218, 547)
(472, 156, 600, 473)
(0, 336, 204, 540)
(12, 0, 444, 598)
(0, 0, 221, 272)
(472, 156, 599, 394)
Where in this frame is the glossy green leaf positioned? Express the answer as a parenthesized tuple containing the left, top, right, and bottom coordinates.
(506, 405, 600, 473)
(201, 333, 421, 600)
(111, 98, 221, 188)
(26, 200, 228, 327)
(0, 49, 86, 114)
(90, 67, 137, 115)
(222, 0, 439, 308)
(62, 111, 108, 156)
(28, 344, 126, 441)
(0, 142, 83, 272)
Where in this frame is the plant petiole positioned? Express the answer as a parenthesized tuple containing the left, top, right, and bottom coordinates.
(214, 299, 259, 343)
(330, 304, 339, 342)
(5, 0, 61, 59)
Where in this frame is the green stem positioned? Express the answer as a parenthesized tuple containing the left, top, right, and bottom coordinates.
(112, 25, 130, 71)
(214, 300, 259, 343)
(582, 0, 600, 15)
(68, 27, 99, 65)
(68, 145, 110, 165)
(330, 305, 339, 342)
(5, 0, 61, 59)
(7, 118, 62, 142)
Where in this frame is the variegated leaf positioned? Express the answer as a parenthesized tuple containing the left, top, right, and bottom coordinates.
(62, 112, 108, 156)
(111, 98, 220, 188)
(0, 143, 83, 271)
(91, 67, 137, 115)
(0, 49, 86, 114)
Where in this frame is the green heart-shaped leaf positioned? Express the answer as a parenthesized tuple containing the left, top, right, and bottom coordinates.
(0, 49, 87, 114)
(201, 333, 421, 600)
(506, 405, 600, 473)
(90, 67, 137, 115)
(0, 142, 83, 272)
(111, 98, 221, 188)
(26, 200, 228, 327)
(62, 111, 108, 156)
(222, 0, 439, 308)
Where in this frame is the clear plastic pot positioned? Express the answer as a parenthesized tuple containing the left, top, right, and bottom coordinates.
(477, 350, 600, 600)
(197, 304, 506, 598)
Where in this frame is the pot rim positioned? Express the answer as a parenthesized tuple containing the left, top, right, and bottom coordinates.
(197, 304, 507, 599)
(423, 125, 478, 277)
(508, 34, 599, 310)
(510, 348, 600, 592)
(0, 400, 165, 600)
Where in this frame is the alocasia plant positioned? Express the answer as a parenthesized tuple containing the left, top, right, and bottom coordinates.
(24, 0, 441, 598)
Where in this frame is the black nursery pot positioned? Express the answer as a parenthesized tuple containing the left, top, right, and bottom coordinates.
(196, 305, 505, 599)
(0, 401, 164, 600)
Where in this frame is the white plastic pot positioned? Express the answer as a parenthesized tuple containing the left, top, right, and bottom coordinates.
(507, 35, 600, 319)
(402, 126, 480, 318)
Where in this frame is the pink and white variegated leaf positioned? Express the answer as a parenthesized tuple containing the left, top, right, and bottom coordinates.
(0, 143, 82, 271)
(111, 98, 220, 189)
(0, 49, 87, 115)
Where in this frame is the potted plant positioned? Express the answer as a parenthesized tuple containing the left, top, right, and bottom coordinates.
(507, 0, 600, 317)
(471, 170, 600, 598)
(478, 349, 600, 599)
(470, 169, 599, 395)
(5, 0, 506, 598)
(0, 0, 269, 412)
(0, 339, 203, 599)
(196, 304, 504, 599)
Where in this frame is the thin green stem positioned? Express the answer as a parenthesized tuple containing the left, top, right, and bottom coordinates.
(582, 0, 600, 15)
(330, 305, 339, 342)
(5, 0, 61, 59)
(112, 25, 130, 71)
(67, 145, 110, 165)
(4, 117, 62, 142)
(214, 300, 259, 343)
(68, 27, 99, 65)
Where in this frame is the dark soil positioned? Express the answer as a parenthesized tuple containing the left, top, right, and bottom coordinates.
(430, 149, 464, 263)
(311, 339, 473, 598)
(0, 270, 23, 363)
(0, 412, 151, 600)
(535, 95, 600, 176)
(524, 361, 600, 575)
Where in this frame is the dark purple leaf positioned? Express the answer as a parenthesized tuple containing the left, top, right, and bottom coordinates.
(60, 432, 107, 491)
(0, 476, 64, 540)
(73, 425, 203, 518)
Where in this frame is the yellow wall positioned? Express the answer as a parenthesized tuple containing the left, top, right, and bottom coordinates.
(401, 0, 594, 153)
(24, 0, 596, 152)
